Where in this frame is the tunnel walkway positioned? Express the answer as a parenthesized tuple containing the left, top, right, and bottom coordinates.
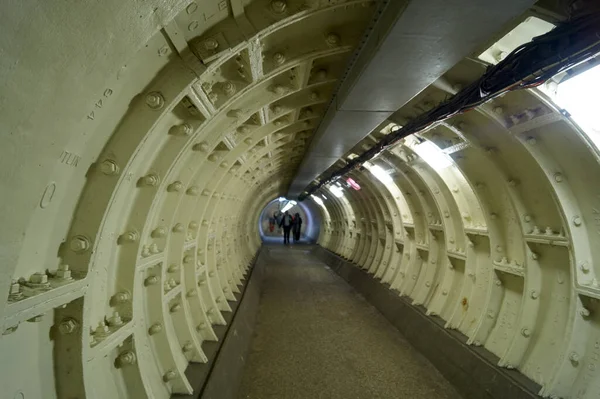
(238, 245, 462, 399)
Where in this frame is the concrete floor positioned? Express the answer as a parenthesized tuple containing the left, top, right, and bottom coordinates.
(238, 246, 463, 399)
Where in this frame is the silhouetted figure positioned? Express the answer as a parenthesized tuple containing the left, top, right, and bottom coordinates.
(279, 211, 293, 244)
(292, 212, 302, 242)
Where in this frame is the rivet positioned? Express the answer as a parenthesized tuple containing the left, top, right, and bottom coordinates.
(169, 123, 192, 136)
(151, 227, 167, 238)
(196, 322, 207, 331)
(182, 342, 194, 352)
(118, 230, 139, 244)
(531, 252, 539, 260)
(554, 172, 564, 183)
(524, 214, 532, 223)
(569, 352, 580, 365)
(526, 136, 537, 145)
(144, 275, 159, 286)
(188, 221, 198, 230)
(170, 303, 182, 313)
(193, 141, 210, 152)
(146, 92, 164, 109)
(140, 173, 159, 186)
(273, 52, 285, 65)
(172, 223, 184, 233)
(580, 307, 591, 317)
(573, 216, 582, 226)
(116, 350, 137, 368)
(183, 255, 193, 264)
(163, 370, 178, 382)
(112, 291, 131, 304)
(150, 243, 160, 254)
(186, 186, 200, 196)
(325, 32, 341, 46)
(521, 328, 531, 337)
(167, 181, 183, 192)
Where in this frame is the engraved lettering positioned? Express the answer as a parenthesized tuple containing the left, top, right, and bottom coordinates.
(59, 150, 81, 168)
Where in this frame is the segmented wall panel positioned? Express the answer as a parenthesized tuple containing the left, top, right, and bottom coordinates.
(2, 1, 599, 399)
(313, 58, 600, 398)
(0, 1, 376, 397)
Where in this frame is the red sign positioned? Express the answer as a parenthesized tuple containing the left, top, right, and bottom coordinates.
(346, 177, 361, 190)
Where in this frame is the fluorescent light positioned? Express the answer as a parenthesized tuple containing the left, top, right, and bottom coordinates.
(556, 63, 600, 136)
(278, 197, 287, 202)
(478, 17, 554, 65)
(328, 185, 344, 198)
(363, 161, 393, 184)
(322, 194, 328, 200)
(311, 194, 324, 206)
(411, 141, 452, 171)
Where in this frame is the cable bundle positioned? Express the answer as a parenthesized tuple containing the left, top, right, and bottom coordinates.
(299, 11, 600, 201)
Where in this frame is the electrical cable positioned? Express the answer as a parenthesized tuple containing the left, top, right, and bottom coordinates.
(298, 10, 600, 201)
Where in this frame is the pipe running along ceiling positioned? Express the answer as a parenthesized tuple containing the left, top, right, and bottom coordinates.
(2, 0, 600, 399)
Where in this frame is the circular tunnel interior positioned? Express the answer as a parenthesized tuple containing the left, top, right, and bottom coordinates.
(258, 197, 320, 243)
(2, 1, 600, 399)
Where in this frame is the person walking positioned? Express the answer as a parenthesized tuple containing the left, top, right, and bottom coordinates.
(292, 212, 303, 242)
(278, 211, 293, 244)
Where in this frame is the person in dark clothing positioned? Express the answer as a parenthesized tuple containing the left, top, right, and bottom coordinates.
(278, 211, 293, 244)
(292, 212, 303, 242)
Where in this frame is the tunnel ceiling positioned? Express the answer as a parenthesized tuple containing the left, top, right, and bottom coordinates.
(2, 0, 600, 398)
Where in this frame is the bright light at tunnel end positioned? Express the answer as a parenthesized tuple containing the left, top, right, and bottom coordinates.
(281, 200, 297, 213)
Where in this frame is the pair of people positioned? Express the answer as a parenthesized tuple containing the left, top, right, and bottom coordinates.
(278, 211, 302, 244)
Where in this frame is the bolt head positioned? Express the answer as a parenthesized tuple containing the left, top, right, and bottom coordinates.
(270, 0, 287, 13)
(204, 38, 219, 51)
(70, 235, 90, 253)
(58, 318, 79, 335)
(145, 92, 164, 109)
(163, 370, 177, 382)
(326, 32, 341, 46)
(530, 290, 539, 299)
(100, 160, 120, 175)
(116, 350, 137, 367)
(148, 323, 163, 335)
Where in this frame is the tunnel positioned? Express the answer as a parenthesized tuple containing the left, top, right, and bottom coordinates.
(2, 0, 600, 398)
